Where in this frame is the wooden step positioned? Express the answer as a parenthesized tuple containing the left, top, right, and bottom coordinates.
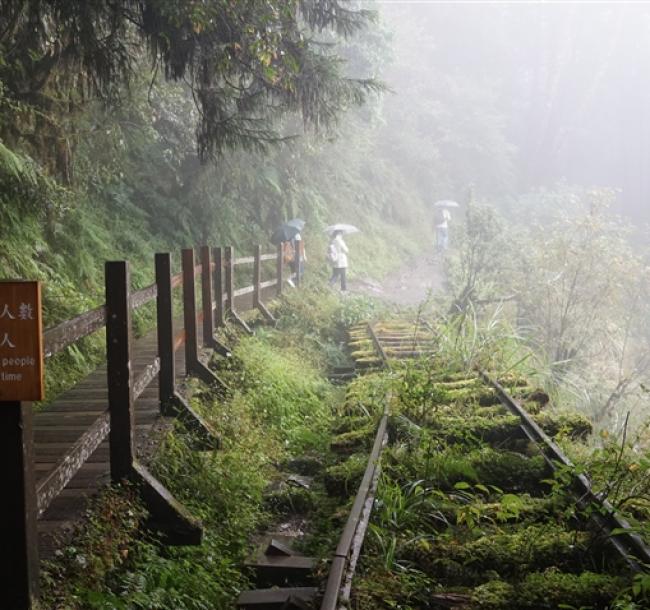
(237, 587, 317, 609)
(245, 554, 316, 586)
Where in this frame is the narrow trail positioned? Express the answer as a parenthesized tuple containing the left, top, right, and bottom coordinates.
(348, 255, 446, 306)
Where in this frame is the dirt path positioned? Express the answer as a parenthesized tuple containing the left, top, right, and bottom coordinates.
(348, 255, 446, 306)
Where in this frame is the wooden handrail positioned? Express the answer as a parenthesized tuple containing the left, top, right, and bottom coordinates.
(133, 357, 161, 400)
(233, 285, 255, 297)
(36, 411, 111, 517)
(234, 256, 255, 265)
(43, 305, 107, 359)
(131, 282, 157, 310)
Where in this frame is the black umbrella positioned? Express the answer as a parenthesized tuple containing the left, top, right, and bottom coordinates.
(270, 223, 300, 245)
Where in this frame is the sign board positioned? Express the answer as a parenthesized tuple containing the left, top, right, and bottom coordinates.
(0, 281, 44, 401)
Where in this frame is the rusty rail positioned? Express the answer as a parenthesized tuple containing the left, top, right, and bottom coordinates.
(332, 319, 650, 607)
(314, 322, 395, 609)
(321, 411, 389, 610)
(483, 372, 650, 571)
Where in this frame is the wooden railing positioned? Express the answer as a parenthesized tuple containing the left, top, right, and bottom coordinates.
(6, 241, 289, 609)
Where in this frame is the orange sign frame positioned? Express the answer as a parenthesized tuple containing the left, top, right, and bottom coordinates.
(0, 281, 44, 401)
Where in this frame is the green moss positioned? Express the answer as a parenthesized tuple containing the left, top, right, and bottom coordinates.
(332, 415, 371, 435)
(458, 524, 589, 575)
(471, 448, 548, 494)
(426, 413, 523, 445)
(323, 454, 367, 496)
(471, 579, 515, 609)
(437, 495, 556, 527)
(534, 411, 592, 440)
(517, 570, 625, 609)
(410, 524, 590, 585)
(330, 424, 375, 453)
(265, 486, 317, 514)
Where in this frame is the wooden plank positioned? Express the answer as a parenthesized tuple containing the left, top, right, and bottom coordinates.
(156, 252, 176, 407)
(34, 408, 158, 428)
(200, 246, 215, 347)
(260, 279, 278, 290)
(237, 587, 317, 608)
(234, 256, 255, 265)
(34, 412, 113, 425)
(34, 422, 151, 443)
(233, 285, 255, 298)
(35, 411, 110, 516)
(225, 246, 234, 313)
(260, 253, 276, 261)
(43, 305, 106, 359)
(130, 283, 157, 310)
(182, 249, 200, 372)
(133, 357, 160, 400)
(213, 247, 224, 328)
(276, 243, 283, 296)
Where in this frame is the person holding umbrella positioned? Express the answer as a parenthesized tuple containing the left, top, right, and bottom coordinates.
(271, 218, 305, 288)
(325, 224, 358, 292)
(433, 200, 459, 252)
(287, 219, 307, 287)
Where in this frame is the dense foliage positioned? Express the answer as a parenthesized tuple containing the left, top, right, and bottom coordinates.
(0, 0, 379, 169)
(441, 188, 650, 435)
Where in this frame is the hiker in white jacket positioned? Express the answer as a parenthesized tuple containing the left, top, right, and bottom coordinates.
(328, 231, 349, 291)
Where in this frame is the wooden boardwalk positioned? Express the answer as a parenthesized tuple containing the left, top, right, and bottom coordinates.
(3, 244, 285, 608)
(34, 266, 277, 561)
(36, 330, 186, 557)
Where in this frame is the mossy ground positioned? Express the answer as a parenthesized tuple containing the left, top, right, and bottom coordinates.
(351, 356, 646, 610)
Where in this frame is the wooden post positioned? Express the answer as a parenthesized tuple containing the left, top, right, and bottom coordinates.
(276, 243, 283, 296)
(155, 253, 221, 444)
(253, 245, 261, 307)
(105, 261, 135, 482)
(225, 246, 234, 313)
(255, 245, 277, 325)
(200, 246, 214, 348)
(155, 253, 176, 414)
(182, 249, 227, 388)
(213, 247, 224, 328)
(181, 248, 199, 373)
(0, 402, 39, 608)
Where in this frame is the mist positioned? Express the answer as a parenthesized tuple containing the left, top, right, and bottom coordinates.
(370, 1, 650, 221)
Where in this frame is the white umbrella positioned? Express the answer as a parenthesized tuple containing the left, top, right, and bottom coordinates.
(433, 200, 460, 208)
(324, 223, 360, 235)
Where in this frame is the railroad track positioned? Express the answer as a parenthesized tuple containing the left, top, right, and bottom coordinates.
(238, 317, 650, 609)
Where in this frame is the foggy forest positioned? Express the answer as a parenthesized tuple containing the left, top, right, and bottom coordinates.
(1, 1, 650, 609)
